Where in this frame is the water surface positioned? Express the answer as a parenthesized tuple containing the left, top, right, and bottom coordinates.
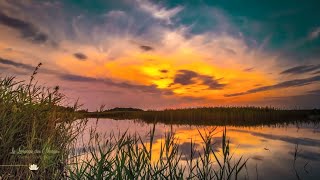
(78, 118, 320, 180)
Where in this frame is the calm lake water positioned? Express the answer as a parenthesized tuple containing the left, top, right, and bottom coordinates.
(78, 118, 320, 180)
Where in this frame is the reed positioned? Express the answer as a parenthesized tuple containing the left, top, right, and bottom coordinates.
(85, 107, 320, 126)
(68, 125, 248, 179)
(0, 65, 87, 179)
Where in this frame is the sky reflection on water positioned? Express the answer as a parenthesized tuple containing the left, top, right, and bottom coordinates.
(78, 119, 320, 180)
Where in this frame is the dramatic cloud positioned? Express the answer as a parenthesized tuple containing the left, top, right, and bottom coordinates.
(0, 57, 35, 70)
(171, 70, 226, 90)
(0, 11, 49, 44)
(73, 52, 87, 60)
(173, 70, 197, 85)
(199, 75, 225, 90)
(280, 64, 320, 75)
(140, 45, 154, 51)
(1, 0, 319, 109)
(0, 57, 175, 98)
(225, 76, 320, 97)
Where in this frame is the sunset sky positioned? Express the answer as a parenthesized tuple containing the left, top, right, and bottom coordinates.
(0, 0, 319, 110)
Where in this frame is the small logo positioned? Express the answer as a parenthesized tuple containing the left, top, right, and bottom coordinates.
(29, 164, 39, 171)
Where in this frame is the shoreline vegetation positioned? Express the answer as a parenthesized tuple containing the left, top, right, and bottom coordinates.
(69, 126, 248, 179)
(0, 68, 86, 179)
(1, 69, 319, 179)
(0, 73, 248, 179)
(83, 107, 320, 126)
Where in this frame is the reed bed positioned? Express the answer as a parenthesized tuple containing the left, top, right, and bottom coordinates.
(0, 66, 87, 179)
(85, 107, 320, 126)
(68, 125, 248, 180)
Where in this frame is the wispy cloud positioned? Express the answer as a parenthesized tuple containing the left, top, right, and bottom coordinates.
(104, 10, 127, 18)
(0, 57, 35, 70)
(225, 75, 320, 97)
(0, 56, 175, 96)
(137, 0, 183, 24)
(0, 11, 50, 44)
(59, 74, 174, 95)
(308, 89, 320, 95)
(281, 64, 320, 75)
(0, 57, 61, 75)
(313, 70, 320, 75)
(243, 67, 254, 72)
(308, 27, 320, 40)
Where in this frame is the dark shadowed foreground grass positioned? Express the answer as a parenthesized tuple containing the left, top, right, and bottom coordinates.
(68, 125, 248, 180)
(0, 66, 87, 179)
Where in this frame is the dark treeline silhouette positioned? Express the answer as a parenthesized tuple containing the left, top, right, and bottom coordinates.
(105, 107, 144, 112)
(84, 107, 320, 126)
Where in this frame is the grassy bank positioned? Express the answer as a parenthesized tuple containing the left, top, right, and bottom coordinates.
(0, 67, 87, 179)
(85, 107, 320, 126)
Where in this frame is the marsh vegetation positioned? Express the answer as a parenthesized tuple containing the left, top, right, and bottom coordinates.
(0, 71, 248, 179)
(69, 126, 248, 179)
(1, 69, 319, 179)
(85, 107, 320, 126)
(0, 66, 86, 179)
